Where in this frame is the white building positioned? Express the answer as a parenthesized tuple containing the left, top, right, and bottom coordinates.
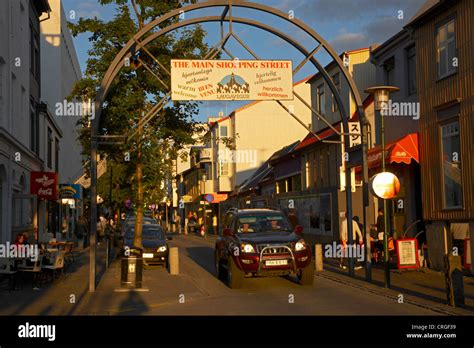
(0, 0, 51, 243)
(39, 0, 83, 240)
(40, 0, 83, 184)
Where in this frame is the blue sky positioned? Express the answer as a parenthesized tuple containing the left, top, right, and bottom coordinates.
(62, 0, 426, 122)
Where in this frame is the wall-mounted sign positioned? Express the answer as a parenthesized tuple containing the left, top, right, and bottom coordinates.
(182, 195, 193, 203)
(348, 122, 361, 148)
(30, 172, 58, 200)
(171, 59, 293, 101)
(370, 172, 400, 199)
(396, 238, 420, 269)
(59, 184, 82, 199)
(75, 158, 107, 188)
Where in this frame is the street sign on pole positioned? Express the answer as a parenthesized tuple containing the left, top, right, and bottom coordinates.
(205, 194, 214, 203)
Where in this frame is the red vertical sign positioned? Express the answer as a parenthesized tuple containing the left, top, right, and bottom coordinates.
(30, 172, 58, 200)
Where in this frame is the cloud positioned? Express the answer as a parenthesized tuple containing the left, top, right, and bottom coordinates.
(295, 0, 427, 22)
(330, 32, 367, 53)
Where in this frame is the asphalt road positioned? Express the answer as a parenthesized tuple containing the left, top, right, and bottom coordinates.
(145, 233, 441, 315)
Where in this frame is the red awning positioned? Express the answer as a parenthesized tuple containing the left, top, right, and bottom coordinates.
(366, 133, 419, 170)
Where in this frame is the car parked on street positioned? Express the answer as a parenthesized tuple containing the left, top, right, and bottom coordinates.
(214, 209, 314, 288)
(120, 216, 158, 237)
(123, 224, 171, 267)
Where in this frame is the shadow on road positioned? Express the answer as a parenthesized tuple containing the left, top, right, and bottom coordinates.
(185, 246, 216, 277)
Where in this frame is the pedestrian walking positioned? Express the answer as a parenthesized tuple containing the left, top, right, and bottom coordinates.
(97, 214, 107, 245)
(339, 212, 364, 270)
(75, 215, 88, 249)
(212, 214, 218, 235)
(287, 208, 298, 229)
(175, 214, 181, 234)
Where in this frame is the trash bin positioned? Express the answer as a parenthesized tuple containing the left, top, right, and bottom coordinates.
(121, 246, 143, 288)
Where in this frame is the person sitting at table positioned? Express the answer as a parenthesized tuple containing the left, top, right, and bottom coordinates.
(13, 233, 27, 246)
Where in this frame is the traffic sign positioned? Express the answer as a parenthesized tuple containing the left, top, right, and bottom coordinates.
(204, 194, 214, 203)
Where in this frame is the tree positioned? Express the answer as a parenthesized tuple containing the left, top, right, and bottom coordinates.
(69, 0, 210, 248)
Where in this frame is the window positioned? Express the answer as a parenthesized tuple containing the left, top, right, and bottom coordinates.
(220, 125, 228, 137)
(441, 120, 462, 208)
(437, 19, 456, 79)
(55, 138, 60, 172)
(219, 161, 229, 176)
(47, 128, 52, 168)
(331, 73, 340, 113)
(406, 45, 417, 95)
(29, 98, 39, 154)
(29, 23, 40, 80)
(317, 85, 325, 115)
(383, 57, 395, 85)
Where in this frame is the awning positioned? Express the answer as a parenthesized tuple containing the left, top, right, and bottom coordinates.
(365, 133, 419, 170)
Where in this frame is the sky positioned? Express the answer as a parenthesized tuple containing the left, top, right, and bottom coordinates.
(62, 0, 427, 122)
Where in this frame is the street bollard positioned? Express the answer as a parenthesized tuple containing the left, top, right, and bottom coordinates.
(444, 254, 465, 307)
(315, 244, 323, 272)
(169, 247, 179, 275)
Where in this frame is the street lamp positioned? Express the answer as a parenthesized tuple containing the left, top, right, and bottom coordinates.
(201, 173, 207, 236)
(365, 86, 400, 289)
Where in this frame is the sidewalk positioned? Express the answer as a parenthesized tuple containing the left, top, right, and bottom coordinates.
(320, 258, 474, 315)
(0, 243, 207, 315)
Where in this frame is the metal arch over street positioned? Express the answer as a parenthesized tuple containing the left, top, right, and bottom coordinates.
(89, 0, 371, 291)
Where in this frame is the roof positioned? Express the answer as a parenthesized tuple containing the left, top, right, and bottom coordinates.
(34, 0, 51, 15)
(307, 47, 370, 84)
(405, 0, 450, 28)
(370, 29, 411, 60)
(238, 140, 300, 194)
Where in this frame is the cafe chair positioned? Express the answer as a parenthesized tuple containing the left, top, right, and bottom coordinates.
(64, 242, 75, 264)
(19, 255, 44, 289)
(42, 251, 65, 281)
(0, 258, 18, 292)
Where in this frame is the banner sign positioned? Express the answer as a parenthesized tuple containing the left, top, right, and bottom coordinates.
(59, 184, 82, 199)
(30, 172, 58, 200)
(396, 238, 420, 269)
(171, 59, 293, 101)
(75, 158, 107, 189)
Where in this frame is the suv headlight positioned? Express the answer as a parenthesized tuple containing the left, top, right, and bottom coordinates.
(295, 239, 306, 251)
(157, 246, 167, 252)
(241, 243, 255, 253)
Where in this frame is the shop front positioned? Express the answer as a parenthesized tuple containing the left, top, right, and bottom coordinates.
(357, 133, 422, 240)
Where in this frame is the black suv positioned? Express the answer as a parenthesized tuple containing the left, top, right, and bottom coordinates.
(214, 209, 314, 288)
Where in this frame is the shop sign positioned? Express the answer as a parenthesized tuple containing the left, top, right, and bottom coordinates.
(396, 238, 420, 269)
(370, 172, 400, 199)
(30, 172, 58, 200)
(171, 59, 293, 101)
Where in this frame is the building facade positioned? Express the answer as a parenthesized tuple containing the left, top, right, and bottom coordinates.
(0, 0, 51, 243)
(406, 0, 474, 272)
(369, 29, 423, 242)
(295, 48, 377, 245)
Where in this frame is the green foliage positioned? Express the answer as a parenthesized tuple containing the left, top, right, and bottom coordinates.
(68, 0, 210, 207)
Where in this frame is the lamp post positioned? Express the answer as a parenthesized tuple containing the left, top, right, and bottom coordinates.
(201, 173, 207, 236)
(365, 86, 399, 289)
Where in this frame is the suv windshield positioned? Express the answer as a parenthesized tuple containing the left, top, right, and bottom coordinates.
(125, 226, 165, 240)
(236, 213, 292, 233)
